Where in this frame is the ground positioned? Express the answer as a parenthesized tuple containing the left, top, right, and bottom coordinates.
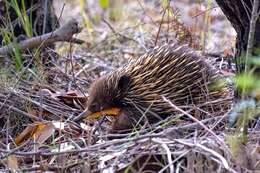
(1, 0, 260, 172)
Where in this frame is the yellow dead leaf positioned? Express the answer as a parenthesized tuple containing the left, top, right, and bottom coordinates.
(34, 123, 55, 144)
(7, 155, 18, 171)
(86, 107, 121, 120)
(15, 125, 38, 145)
(15, 122, 55, 145)
(33, 123, 47, 138)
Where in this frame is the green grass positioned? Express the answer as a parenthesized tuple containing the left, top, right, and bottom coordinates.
(10, 0, 33, 37)
(0, 0, 35, 71)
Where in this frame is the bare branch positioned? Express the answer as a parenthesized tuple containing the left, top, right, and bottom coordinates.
(245, 0, 260, 72)
(0, 19, 83, 55)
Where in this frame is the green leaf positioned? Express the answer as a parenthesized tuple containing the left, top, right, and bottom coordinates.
(99, 0, 109, 9)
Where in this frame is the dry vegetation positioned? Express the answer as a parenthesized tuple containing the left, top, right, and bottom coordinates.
(0, 0, 259, 172)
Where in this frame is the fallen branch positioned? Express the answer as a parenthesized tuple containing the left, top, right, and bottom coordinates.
(0, 19, 83, 55)
(162, 96, 224, 145)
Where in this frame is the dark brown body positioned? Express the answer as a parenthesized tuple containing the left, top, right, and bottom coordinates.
(87, 44, 227, 131)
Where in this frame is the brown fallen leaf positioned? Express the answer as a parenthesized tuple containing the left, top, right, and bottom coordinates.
(34, 122, 55, 144)
(27, 108, 53, 121)
(38, 89, 88, 109)
(15, 125, 37, 145)
(15, 122, 55, 145)
(7, 155, 18, 172)
(55, 90, 88, 109)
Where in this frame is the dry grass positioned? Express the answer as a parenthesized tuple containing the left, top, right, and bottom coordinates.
(1, 0, 259, 173)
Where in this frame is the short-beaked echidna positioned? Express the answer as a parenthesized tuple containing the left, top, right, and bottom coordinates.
(85, 43, 228, 130)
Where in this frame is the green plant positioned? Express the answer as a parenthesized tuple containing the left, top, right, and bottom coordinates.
(10, 0, 33, 37)
(228, 55, 260, 146)
(0, 28, 23, 70)
(0, 0, 35, 71)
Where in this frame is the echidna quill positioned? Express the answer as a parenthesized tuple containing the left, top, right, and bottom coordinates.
(84, 44, 228, 131)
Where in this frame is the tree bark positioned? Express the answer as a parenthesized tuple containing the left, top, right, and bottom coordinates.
(215, 0, 260, 74)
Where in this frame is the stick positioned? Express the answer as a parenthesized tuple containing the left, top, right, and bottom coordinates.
(0, 19, 83, 55)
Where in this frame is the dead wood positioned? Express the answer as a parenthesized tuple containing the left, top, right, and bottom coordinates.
(0, 19, 83, 56)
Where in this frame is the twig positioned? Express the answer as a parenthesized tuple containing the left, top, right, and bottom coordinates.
(0, 133, 164, 156)
(162, 96, 224, 145)
(174, 139, 236, 172)
(152, 138, 174, 173)
(105, 114, 226, 139)
(245, 0, 259, 73)
(0, 140, 31, 160)
(102, 18, 138, 43)
(0, 19, 83, 55)
(191, 6, 218, 18)
(0, 101, 40, 121)
(159, 149, 190, 173)
(155, 6, 167, 46)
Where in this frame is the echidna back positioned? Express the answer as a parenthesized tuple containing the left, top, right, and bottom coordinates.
(110, 44, 227, 122)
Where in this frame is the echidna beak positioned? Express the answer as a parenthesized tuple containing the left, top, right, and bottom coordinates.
(85, 107, 121, 120)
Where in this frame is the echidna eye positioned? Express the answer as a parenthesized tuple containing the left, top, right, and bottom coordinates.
(90, 104, 99, 112)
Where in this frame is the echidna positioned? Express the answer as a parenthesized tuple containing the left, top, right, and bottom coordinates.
(85, 43, 228, 131)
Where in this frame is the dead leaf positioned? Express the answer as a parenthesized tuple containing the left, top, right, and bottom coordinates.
(27, 108, 52, 121)
(7, 155, 18, 171)
(55, 90, 88, 109)
(37, 89, 88, 108)
(15, 125, 37, 145)
(34, 122, 55, 144)
(37, 88, 54, 97)
(15, 122, 55, 145)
